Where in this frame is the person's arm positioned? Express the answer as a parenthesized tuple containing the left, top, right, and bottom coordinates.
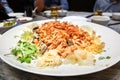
(34, 0, 44, 12)
(60, 0, 69, 10)
(1, 0, 13, 13)
(93, 0, 101, 12)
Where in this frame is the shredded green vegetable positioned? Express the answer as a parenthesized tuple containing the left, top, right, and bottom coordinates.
(98, 56, 111, 60)
(11, 40, 38, 63)
(98, 56, 105, 60)
(106, 56, 111, 59)
(21, 31, 33, 41)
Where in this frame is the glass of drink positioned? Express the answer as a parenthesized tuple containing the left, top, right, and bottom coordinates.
(25, 6, 33, 17)
(94, 10, 103, 16)
(50, 6, 58, 20)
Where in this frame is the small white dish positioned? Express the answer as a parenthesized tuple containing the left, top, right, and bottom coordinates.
(43, 10, 68, 17)
(112, 13, 120, 20)
(91, 16, 110, 26)
(17, 17, 33, 23)
(102, 13, 112, 17)
(62, 16, 89, 22)
(8, 12, 24, 18)
(43, 10, 51, 17)
(0, 21, 17, 28)
(57, 10, 67, 17)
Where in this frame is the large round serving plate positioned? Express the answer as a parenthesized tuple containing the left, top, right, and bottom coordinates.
(0, 19, 120, 76)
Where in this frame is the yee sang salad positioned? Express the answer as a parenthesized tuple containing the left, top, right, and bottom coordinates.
(11, 21, 105, 67)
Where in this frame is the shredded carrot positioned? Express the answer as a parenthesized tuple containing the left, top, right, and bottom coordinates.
(33, 21, 104, 58)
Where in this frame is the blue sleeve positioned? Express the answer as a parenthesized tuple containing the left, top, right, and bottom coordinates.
(1, 0, 13, 13)
(60, 0, 69, 10)
(93, 0, 101, 12)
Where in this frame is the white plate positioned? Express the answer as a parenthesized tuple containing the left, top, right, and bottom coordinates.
(17, 17, 33, 22)
(0, 19, 120, 76)
(0, 34, 2, 38)
(0, 21, 17, 28)
(43, 10, 67, 17)
(102, 13, 112, 17)
(8, 13, 24, 17)
(57, 10, 67, 17)
(62, 16, 89, 22)
(112, 13, 120, 20)
(43, 10, 52, 17)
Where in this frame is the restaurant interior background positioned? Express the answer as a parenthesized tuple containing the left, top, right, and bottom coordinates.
(7, 0, 96, 12)
(1, 0, 120, 80)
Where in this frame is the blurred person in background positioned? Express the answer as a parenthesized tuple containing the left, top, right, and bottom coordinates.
(0, 1, 12, 20)
(0, 0, 13, 13)
(7, 0, 44, 13)
(44, 0, 69, 10)
(35, 0, 44, 12)
(94, 0, 120, 12)
(68, 0, 96, 12)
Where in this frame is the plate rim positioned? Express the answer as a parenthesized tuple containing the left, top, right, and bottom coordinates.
(17, 17, 33, 21)
(0, 19, 120, 76)
(0, 21, 17, 28)
(8, 12, 24, 17)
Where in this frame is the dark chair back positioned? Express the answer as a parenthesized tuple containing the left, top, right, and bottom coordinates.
(7, 0, 34, 12)
(0, 3, 9, 20)
(68, 0, 96, 12)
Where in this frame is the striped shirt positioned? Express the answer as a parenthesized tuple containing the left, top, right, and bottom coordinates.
(94, 0, 120, 12)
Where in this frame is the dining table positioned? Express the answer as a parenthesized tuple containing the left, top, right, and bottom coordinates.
(0, 11, 120, 80)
